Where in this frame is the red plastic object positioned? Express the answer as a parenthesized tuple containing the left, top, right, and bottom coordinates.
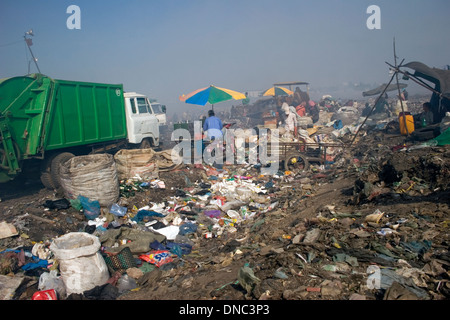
(32, 289, 58, 300)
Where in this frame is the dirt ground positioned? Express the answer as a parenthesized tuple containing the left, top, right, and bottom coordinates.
(1, 130, 449, 301)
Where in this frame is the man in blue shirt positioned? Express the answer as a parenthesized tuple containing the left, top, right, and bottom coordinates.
(203, 109, 223, 140)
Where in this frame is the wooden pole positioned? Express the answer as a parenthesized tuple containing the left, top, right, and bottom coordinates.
(393, 38, 409, 136)
(350, 72, 397, 146)
(387, 62, 449, 101)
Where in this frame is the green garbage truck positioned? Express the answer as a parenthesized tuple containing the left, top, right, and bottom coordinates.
(0, 73, 160, 188)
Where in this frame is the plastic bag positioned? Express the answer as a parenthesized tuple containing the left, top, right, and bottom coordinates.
(204, 210, 223, 219)
(169, 244, 183, 257)
(69, 198, 83, 211)
(78, 195, 100, 220)
(152, 225, 179, 240)
(38, 270, 66, 298)
(117, 274, 137, 294)
(150, 240, 166, 251)
(109, 203, 127, 217)
(178, 222, 197, 235)
(43, 199, 70, 210)
(131, 209, 165, 222)
(139, 250, 173, 267)
(166, 242, 192, 256)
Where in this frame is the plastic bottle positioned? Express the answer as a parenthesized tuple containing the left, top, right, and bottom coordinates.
(117, 274, 137, 294)
(422, 117, 427, 127)
(261, 201, 278, 213)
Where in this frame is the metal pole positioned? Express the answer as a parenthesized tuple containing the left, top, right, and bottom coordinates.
(387, 62, 449, 100)
(350, 72, 397, 146)
(24, 35, 41, 74)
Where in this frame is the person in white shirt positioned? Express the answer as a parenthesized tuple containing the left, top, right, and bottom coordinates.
(281, 102, 297, 139)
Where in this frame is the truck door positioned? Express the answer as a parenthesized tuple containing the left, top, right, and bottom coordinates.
(136, 97, 158, 134)
(127, 97, 146, 143)
(125, 95, 159, 145)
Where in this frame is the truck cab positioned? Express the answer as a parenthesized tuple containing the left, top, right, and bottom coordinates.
(123, 92, 160, 148)
(150, 102, 167, 126)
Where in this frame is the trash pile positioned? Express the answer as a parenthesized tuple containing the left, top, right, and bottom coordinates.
(191, 135, 450, 301)
(0, 117, 449, 301)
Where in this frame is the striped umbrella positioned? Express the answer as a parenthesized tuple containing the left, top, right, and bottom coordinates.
(263, 86, 294, 96)
(179, 85, 246, 110)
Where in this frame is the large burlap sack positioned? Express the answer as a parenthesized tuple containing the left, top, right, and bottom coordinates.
(114, 148, 158, 180)
(154, 149, 183, 172)
(114, 148, 182, 181)
(59, 154, 119, 206)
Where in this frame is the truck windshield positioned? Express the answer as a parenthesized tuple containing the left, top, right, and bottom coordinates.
(137, 97, 152, 114)
(152, 104, 163, 113)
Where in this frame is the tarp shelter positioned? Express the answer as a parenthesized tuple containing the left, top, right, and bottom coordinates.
(362, 83, 407, 97)
(273, 81, 309, 94)
(401, 61, 450, 123)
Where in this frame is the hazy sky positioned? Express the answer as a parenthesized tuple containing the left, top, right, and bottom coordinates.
(1, 0, 450, 116)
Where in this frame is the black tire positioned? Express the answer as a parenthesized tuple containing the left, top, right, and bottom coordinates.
(40, 172, 56, 189)
(140, 138, 152, 149)
(50, 152, 75, 189)
(411, 129, 436, 141)
(284, 153, 310, 172)
(39, 153, 58, 189)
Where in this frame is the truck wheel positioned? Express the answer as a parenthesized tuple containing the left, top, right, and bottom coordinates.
(40, 172, 56, 189)
(40, 153, 58, 189)
(50, 152, 75, 190)
(140, 138, 152, 149)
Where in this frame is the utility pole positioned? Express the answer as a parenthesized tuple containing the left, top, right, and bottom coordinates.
(24, 29, 41, 74)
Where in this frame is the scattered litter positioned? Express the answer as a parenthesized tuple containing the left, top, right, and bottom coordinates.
(0, 221, 18, 239)
(0, 95, 449, 301)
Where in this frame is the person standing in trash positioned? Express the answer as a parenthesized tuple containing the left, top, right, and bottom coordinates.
(374, 93, 390, 116)
(203, 109, 224, 168)
(296, 101, 307, 117)
(362, 102, 372, 117)
(282, 102, 298, 139)
(294, 87, 310, 105)
(276, 97, 287, 127)
(293, 87, 302, 106)
(308, 100, 320, 123)
(203, 109, 223, 140)
(401, 88, 409, 101)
